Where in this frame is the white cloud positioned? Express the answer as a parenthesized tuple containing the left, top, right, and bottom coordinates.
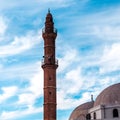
(57, 40, 120, 111)
(0, 106, 43, 120)
(92, 25, 120, 40)
(38, 0, 75, 8)
(100, 43, 120, 73)
(18, 93, 35, 105)
(17, 62, 43, 106)
(0, 62, 43, 119)
(57, 48, 92, 110)
(0, 86, 18, 103)
(71, 7, 120, 41)
(1, 1, 120, 120)
(0, 61, 41, 80)
(58, 48, 80, 72)
(57, 90, 93, 110)
(57, 90, 79, 110)
(0, 30, 42, 57)
(0, 16, 7, 35)
(28, 67, 43, 97)
(0, 0, 74, 12)
(65, 67, 83, 94)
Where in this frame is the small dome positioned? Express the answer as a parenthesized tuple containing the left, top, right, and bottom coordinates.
(69, 101, 94, 120)
(94, 83, 120, 107)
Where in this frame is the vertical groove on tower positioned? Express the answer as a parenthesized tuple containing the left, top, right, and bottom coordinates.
(42, 10, 58, 120)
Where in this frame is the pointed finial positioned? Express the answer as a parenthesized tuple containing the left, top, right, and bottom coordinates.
(48, 8, 50, 13)
(91, 94, 94, 102)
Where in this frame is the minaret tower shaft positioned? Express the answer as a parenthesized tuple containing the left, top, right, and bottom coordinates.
(42, 10, 58, 120)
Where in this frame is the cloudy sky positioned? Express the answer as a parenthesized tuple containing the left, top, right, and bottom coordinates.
(0, 0, 120, 120)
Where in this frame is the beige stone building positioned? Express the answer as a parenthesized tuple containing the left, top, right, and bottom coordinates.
(69, 83, 120, 120)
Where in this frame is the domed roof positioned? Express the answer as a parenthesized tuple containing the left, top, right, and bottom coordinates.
(69, 101, 94, 120)
(94, 83, 120, 107)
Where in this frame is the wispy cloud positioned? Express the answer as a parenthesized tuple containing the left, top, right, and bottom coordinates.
(0, 106, 43, 120)
(0, 62, 43, 119)
(17, 62, 43, 105)
(1, 1, 120, 120)
(58, 48, 80, 72)
(0, 86, 18, 103)
(0, 30, 42, 57)
(100, 43, 120, 73)
(0, 16, 8, 42)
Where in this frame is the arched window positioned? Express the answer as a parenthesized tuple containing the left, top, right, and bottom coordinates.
(113, 109, 119, 118)
(93, 112, 96, 119)
(86, 113, 91, 120)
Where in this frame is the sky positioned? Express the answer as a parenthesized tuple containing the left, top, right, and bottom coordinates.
(0, 0, 120, 120)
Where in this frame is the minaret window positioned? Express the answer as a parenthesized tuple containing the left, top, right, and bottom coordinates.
(113, 109, 119, 118)
(49, 77, 51, 80)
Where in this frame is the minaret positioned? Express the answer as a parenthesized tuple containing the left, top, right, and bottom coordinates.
(42, 10, 58, 120)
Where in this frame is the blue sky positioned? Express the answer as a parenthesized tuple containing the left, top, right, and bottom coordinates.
(0, 0, 120, 120)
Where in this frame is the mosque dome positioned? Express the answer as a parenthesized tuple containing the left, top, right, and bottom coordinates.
(69, 101, 94, 120)
(94, 83, 120, 107)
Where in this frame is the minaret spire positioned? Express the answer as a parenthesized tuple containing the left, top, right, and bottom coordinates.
(91, 94, 94, 102)
(48, 8, 50, 13)
(42, 10, 58, 120)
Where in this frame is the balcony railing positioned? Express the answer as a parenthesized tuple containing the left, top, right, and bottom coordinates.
(42, 28, 57, 34)
(41, 59, 58, 66)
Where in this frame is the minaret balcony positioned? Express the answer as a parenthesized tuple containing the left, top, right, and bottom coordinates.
(42, 28, 57, 34)
(41, 58, 58, 66)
